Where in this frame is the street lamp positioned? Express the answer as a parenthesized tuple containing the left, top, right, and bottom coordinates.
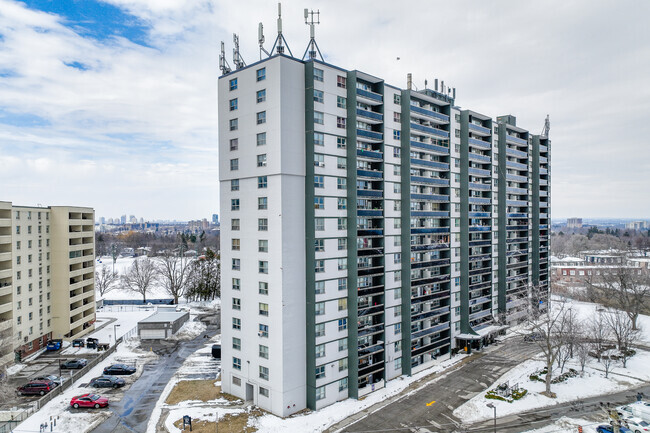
(486, 403, 496, 433)
(114, 324, 120, 344)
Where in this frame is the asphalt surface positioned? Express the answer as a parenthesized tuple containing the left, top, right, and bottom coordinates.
(90, 311, 220, 433)
(339, 337, 650, 433)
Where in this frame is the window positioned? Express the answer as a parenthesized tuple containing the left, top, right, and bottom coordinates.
(230, 138, 238, 151)
(337, 258, 347, 271)
(259, 345, 269, 359)
(315, 302, 325, 315)
(315, 343, 325, 358)
(257, 89, 266, 103)
(394, 112, 401, 122)
(393, 147, 401, 158)
(230, 158, 239, 171)
(232, 376, 241, 387)
(256, 111, 266, 124)
(338, 238, 347, 250)
(232, 278, 241, 290)
(314, 153, 324, 167)
(259, 303, 269, 316)
(315, 365, 325, 379)
(258, 218, 268, 231)
(315, 218, 324, 231)
(314, 196, 324, 210)
(314, 175, 324, 188)
(314, 68, 324, 82)
(259, 387, 269, 397)
(231, 199, 240, 211)
(259, 261, 268, 274)
(315, 260, 325, 273)
(229, 118, 238, 131)
(337, 218, 347, 230)
(339, 377, 348, 391)
(229, 98, 238, 111)
(315, 239, 324, 252)
(16, 226, 20, 234)
(338, 338, 348, 351)
(337, 75, 346, 88)
(233, 337, 241, 350)
(231, 219, 240, 230)
(232, 318, 241, 330)
(394, 253, 401, 264)
(395, 341, 402, 352)
(258, 239, 268, 252)
(315, 323, 325, 337)
(16, 241, 20, 250)
(337, 137, 346, 149)
(231, 179, 239, 191)
(394, 323, 401, 334)
(394, 270, 401, 281)
(229, 78, 237, 91)
(337, 157, 346, 169)
(314, 89, 324, 103)
(314, 132, 324, 146)
(315, 281, 325, 294)
(338, 298, 347, 311)
(338, 278, 347, 291)
(393, 130, 401, 140)
(231, 239, 240, 250)
(257, 154, 267, 167)
(258, 176, 267, 188)
(232, 258, 240, 270)
(16, 256, 20, 265)
(259, 282, 268, 295)
(232, 298, 241, 310)
(316, 386, 326, 401)
(233, 357, 241, 370)
(337, 178, 346, 189)
(337, 198, 347, 210)
(259, 366, 269, 380)
(259, 324, 269, 338)
(337, 117, 346, 129)
(337, 96, 346, 109)
(256, 67, 266, 81)
(256, 132, 267, 147)
(338, 318, 347, 331)
(314, 111, 324, 125)
(395, 358, 402, 370)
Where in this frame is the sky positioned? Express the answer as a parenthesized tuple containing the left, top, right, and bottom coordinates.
(0, 0, 649, 221)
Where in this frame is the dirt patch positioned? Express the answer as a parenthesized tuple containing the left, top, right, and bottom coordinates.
(165, 379, 240, 405)
(172, 408, 263, 433)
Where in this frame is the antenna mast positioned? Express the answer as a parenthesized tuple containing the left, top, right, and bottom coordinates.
(258, 23, 270, 60)
(541, 114, 550, 138)
(302, 8, 323, 61)
(219, 41, 231, 75)
(270, 3, 293, 57)
(232, 33, 246, 69)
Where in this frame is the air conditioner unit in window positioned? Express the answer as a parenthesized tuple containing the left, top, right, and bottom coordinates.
(315, 162, 324, 167)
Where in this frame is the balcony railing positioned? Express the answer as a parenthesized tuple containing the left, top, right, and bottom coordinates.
(356, 87, 382, 102)
(469, 137, 491, 149)
(410, 122, 449, 138)
(410, 105, 450, 122)
(468, 123, 491, 135)
(410, 140, 449, 155)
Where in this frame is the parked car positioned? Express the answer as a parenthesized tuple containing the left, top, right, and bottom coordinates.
(211, 344, 221, 359)
(72, 339, 85, 348)
(61, 358, 88, 369)
(624, 417, 650, 433)
(46, 340, 62, 351)
(619, 403, 650, 424)
(89, 376, 126, 389)
(32, 375, 63, 386)
(16, 380, 56, 396)
(524, 333, 543, 342)
(103, 364, 136, 375)
(596, 425, 633, 433)
(70, 394, 109, 409)
(86, 338, 99, 349)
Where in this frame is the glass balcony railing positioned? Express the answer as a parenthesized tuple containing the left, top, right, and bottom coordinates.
(357, 129, 383, 141)
(410, 159, 450, 170)
(469, 137, 491, 149)
(410, 193, 450, 202)
(410, 122, 450, 138)
(410, 140, 450, 155)
(469, 167, 491, 177)
(469, 152, 491, 163)
(410, 176, 449, 186)
(410, 105, 450, 122)
(356, 148, 383, 159)
(506, 134, 527, 146)
(356, 108, 383, 121)
(356, 87, 382, 102)
(506, 160, 528, 170)
(468, 123, 491, 135)
(506, 147, 528, 158)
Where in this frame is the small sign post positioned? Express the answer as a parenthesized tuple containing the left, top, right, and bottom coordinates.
(182, 415, 192, 431)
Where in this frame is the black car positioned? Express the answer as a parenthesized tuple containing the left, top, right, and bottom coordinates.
(103, 364, 136, 375)
(72, 339, 85, 347)
(524, 333, 544, 342)
(89, 376, 126, 388)
(32, 375, 63, 386)
(211, 344, 221, 359)
(86, 338, 99, 349)
(61, 358, 88, 369)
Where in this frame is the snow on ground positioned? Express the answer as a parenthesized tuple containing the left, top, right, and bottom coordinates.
(87, 307, 156, 343)
(13, 342, 158, 433)
(167, 320, 207, 341)
(522, 416, 600, 433)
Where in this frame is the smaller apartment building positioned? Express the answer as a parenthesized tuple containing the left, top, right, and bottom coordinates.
(0, 201, 96, 366)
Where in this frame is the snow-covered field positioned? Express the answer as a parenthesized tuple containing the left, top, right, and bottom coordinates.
(95, 256, 173, 301)
(454, 297, 650, 424)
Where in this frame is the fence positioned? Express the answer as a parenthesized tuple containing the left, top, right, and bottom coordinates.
(0, 407, 35, 433)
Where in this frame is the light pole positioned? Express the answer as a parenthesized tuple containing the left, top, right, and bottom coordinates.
(486, 403, 496, 433)
(114, 324, 120, 344)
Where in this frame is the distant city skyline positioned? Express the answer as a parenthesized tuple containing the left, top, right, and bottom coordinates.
(0, 0, 649, 219)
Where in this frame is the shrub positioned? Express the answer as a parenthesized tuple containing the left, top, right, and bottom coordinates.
(485, 388, 528, 403)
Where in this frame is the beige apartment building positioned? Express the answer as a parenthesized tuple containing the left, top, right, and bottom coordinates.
(0, 201, 95, 366)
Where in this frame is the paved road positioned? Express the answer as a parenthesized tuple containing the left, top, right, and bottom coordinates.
(91, 312, 220, 433)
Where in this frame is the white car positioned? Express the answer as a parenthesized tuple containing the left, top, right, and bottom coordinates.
(625, 417, 650, 433)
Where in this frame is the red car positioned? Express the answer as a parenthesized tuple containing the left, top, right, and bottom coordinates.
(70, 394, 109, 409)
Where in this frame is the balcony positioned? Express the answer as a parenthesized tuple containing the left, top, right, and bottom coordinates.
(357, 169, 383, 179)
(469, 225, 491, 232)
(506, 173, 527, 183)
(507, 186, 528, 195)
(468, 123, 491, 136)
(469, 212, 491, 218)
(0, 319, 11, 332)
(410, 140, 450, 155)
(0, 269, 11, 280)
(357, 129, 383, 142)
(357, 189, 383, 198)
(410, 227, 450, 235)
(357, 228, 383, 237)
(410, 122, 450, 138)
(469, 182, 491, 191)
(506, 200, 528, 207)
(506, 134, 527, 146)
(357, 148, 383, 160)
(410, 176, 450, 187)
(469, 152, 491, 163)
(468, 197, 491, 205)
(0, 302, 13, 315)
(506, 160, 528, 171)
(356, 87, 383, 104)
(0, 252, 11, 262)
(410, 211, 449, 218)
(506, 147, 527, 158)
(356, 108, 383, 123)
(410, 105, 450, 123)
(410, 193, 450, 202)
(410, 159, 450, 170)
(469, 167, 491, 177)
(469, 137, 491, 150)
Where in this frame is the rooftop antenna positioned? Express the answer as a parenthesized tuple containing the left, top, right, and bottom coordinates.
(219, 41, 232, 75)
(232, 33, 246, 69)
(258, 23, 270, 59)
(541, 114, 550, 138)
(302, 8, 323, 61)
(270, 3, 294, 57)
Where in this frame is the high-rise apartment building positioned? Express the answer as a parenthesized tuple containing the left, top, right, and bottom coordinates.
(218, 43, 550, 416)
(0, 201, 96, 366)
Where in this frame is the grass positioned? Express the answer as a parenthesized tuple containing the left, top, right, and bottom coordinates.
(165, 379, 222, 405)
(172, 409, 263, 433)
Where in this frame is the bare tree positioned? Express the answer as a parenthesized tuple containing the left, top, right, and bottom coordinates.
(95, 265, 118, 297)
(588, 311, 612, 363)
(604, 309, 640, 368)
(186, 249, 220, 301)
(122, 257, 157, 303)
(0, 329, 18, 402)
(601, 350, 616, 378)
(575, 340, 591, 374)
(155, 253, 192, 304)
(556, 309, 581, 374)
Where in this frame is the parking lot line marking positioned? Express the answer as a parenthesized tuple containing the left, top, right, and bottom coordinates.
(426, 400, 436, 406)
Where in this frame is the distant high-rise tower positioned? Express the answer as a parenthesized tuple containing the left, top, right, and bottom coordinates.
(567, 218, 583, 228)
(212, 214, 219, 225)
